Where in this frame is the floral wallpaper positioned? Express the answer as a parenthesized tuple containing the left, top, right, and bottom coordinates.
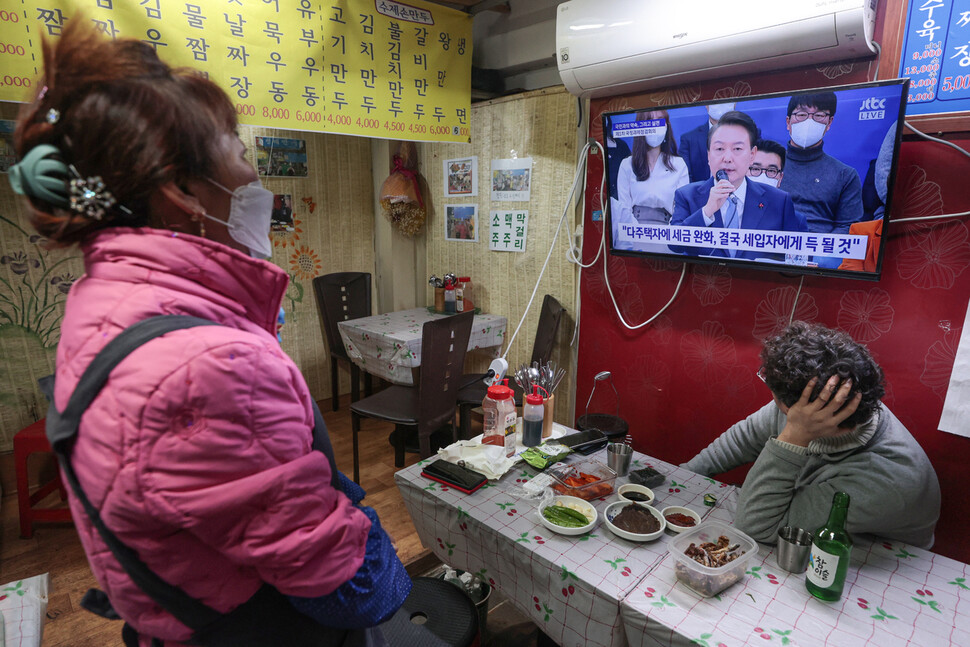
(578, 61, 970, 565)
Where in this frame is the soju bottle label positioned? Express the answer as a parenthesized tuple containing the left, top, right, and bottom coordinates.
(807, 545, 840, 588)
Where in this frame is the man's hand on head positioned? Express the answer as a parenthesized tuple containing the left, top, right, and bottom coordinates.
(777, 375, 861, 447)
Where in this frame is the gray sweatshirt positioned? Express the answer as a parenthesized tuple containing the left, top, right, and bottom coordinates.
(684, 401, 940, 548)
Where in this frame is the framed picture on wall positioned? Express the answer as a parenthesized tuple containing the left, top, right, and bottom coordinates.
(443, 156, 478, 197)
(255, 136, 309, 177)
(444, 205, 478, 242)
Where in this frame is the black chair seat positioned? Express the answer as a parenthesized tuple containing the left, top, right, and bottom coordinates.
(350, 385, 419, 423)
(382, 577, 479, 647)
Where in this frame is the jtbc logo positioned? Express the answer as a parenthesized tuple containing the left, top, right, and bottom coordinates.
(858, 97, 886, 120)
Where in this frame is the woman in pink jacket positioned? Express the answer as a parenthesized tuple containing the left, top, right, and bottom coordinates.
(9, 21, 409, 647)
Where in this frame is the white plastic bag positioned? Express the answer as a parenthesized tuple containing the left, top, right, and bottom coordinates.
(1, 573, 50, 647)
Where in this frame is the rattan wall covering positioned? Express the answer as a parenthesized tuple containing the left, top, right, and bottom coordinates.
(419, 87, 579, 423)
(0, 86, 578, 452)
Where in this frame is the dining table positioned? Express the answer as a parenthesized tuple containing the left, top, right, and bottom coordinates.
(394, 443, 970, 647)
(337, 307, 507, 386)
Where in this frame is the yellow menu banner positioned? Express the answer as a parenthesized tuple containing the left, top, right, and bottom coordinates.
(0, 0, 472, 143)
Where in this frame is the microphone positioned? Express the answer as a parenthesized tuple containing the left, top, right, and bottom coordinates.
(715, 169, 738, 202)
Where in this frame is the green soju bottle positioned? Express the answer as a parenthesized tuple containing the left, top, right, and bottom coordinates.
(806, 491, 852, 602)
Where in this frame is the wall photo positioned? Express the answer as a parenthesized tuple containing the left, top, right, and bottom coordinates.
(255, 136, 309, 177)
(444, 204, 478, 242)
(444, 156, 478, 197)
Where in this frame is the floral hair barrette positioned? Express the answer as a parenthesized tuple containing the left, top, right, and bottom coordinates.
(68, 166, 132, 221)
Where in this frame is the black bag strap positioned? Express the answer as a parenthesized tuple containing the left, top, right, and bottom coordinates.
(43, 314, 343, 635)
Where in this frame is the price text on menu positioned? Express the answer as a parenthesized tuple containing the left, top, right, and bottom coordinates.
(0, 0, 472, 143)
(899, 0, 970, 117)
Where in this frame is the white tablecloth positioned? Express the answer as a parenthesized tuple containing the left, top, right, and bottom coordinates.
(395, 448, 737, 647)
(338, 307, 507, 385)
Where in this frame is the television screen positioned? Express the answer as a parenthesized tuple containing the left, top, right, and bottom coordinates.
(602, 79, 908, 280)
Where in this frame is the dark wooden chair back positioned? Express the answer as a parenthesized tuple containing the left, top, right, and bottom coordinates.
(312, 272, 371, 360)
(416, 311, 474, 457)
(530, 294, 567, 366)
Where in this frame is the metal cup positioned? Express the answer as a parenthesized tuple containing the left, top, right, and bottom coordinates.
(606, 443, 633, 477)
(776, 526, 812, 573)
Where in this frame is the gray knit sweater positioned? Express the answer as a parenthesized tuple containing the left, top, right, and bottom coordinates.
(684, 402, 940, 548)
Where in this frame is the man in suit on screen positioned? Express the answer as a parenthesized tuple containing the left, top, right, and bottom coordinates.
(670, 111, 806, 261)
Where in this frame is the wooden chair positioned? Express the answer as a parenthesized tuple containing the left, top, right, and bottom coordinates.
(456, 294, 566, 439)
(349, 311, 474, 483)
(312, 272, 373, 411)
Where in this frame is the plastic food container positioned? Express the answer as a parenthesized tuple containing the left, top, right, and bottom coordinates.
(547, 460, 617, 500)
(669, 520, 757, 597)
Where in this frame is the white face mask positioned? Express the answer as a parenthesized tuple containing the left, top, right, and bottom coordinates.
(645, 126, 667, 148)
(790, 118, 827, 148)
(748, 172, 780, 188)
(205, 178, 274, 259)
(707, 103, 735, 121)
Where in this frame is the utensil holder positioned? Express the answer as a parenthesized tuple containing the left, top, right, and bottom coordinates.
(434, 287, 445, 313)
(542, 393, 554, 438)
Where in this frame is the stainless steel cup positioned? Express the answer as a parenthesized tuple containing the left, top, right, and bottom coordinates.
(606, 443, 633, 477)
(776, 526, 812, 573)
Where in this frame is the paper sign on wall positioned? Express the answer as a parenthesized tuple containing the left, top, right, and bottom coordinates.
(939, 299, 970, 438)
(490, 210, 528, 253)
(490, 158, 533, 202)
(0, 0, 472, 143)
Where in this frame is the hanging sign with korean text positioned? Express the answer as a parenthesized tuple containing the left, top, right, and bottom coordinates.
(0, 0, 472, 143)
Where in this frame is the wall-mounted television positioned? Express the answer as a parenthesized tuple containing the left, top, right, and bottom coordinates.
(602, 79, 908, 281)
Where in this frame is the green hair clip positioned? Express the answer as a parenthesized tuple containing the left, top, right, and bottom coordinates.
(8, 143, 131, 220)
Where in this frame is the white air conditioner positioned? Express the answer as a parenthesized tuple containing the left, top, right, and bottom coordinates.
(556, 0, 878, 98)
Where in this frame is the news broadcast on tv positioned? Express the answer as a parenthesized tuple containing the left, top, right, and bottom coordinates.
(602, 79, 908, 280)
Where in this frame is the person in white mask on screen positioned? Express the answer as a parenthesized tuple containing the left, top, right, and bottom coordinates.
(779, 92, 863, 269)
(679, 102, 735, 183)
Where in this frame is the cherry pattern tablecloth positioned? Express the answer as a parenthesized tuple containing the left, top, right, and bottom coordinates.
(338, 308, 506, 385)
(395, 449, 738, 647)
(621, 503, 970, 646)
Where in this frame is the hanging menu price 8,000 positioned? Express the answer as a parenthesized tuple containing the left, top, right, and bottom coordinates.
(0, 0, 472, 143)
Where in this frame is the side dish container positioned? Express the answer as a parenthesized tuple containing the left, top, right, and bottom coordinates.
(668, 520, 758, 597)
(547, 459, 616, 500)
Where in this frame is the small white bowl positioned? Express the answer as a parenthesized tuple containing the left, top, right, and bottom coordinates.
(538, 495, 598, 536)
(617, 483, 655, 505)
(661, 506, 702, 533)
(604, 501, 665, 541)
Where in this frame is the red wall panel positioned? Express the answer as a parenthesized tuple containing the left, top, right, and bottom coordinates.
(578, 65, 970, 562)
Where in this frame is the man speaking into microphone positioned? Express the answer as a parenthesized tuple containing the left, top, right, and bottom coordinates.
(670, 111, 806, 260)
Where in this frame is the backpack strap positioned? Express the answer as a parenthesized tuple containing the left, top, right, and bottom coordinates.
(43, 314, 343, 636)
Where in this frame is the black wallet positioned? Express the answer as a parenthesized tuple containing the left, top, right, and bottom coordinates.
(421, 459, 488, 494)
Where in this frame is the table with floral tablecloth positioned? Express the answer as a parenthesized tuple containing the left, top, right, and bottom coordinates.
(337, 307, 506, 385)
(621, 514, 970, 647)
(394, 447, 738, 647)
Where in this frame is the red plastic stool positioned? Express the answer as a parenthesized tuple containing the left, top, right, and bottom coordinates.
(14, 418, 72, 538)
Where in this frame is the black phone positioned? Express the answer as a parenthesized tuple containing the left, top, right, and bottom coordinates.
(558, 429, 608, 454)
(421, 460, 488, 494)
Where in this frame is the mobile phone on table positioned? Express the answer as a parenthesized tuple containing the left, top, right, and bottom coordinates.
(558, 429, 608, 454)
(421, 459, 488, 494)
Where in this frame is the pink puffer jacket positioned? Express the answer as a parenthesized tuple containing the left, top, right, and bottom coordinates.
(53, 228, 370, 643)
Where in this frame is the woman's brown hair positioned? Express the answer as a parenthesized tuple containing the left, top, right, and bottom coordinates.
(630, 110, 680, 182)
(15, 18, 237, 245)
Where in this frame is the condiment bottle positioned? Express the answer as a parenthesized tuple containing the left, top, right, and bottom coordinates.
(444, 278, 456, 313)
(456, 277, 473, 312)
(482, 380, 516, 458)
(522, 386, 544, 447)
(806, 491, 853, 602)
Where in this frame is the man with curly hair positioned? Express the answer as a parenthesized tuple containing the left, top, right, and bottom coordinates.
(684, 322, 940, 548)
